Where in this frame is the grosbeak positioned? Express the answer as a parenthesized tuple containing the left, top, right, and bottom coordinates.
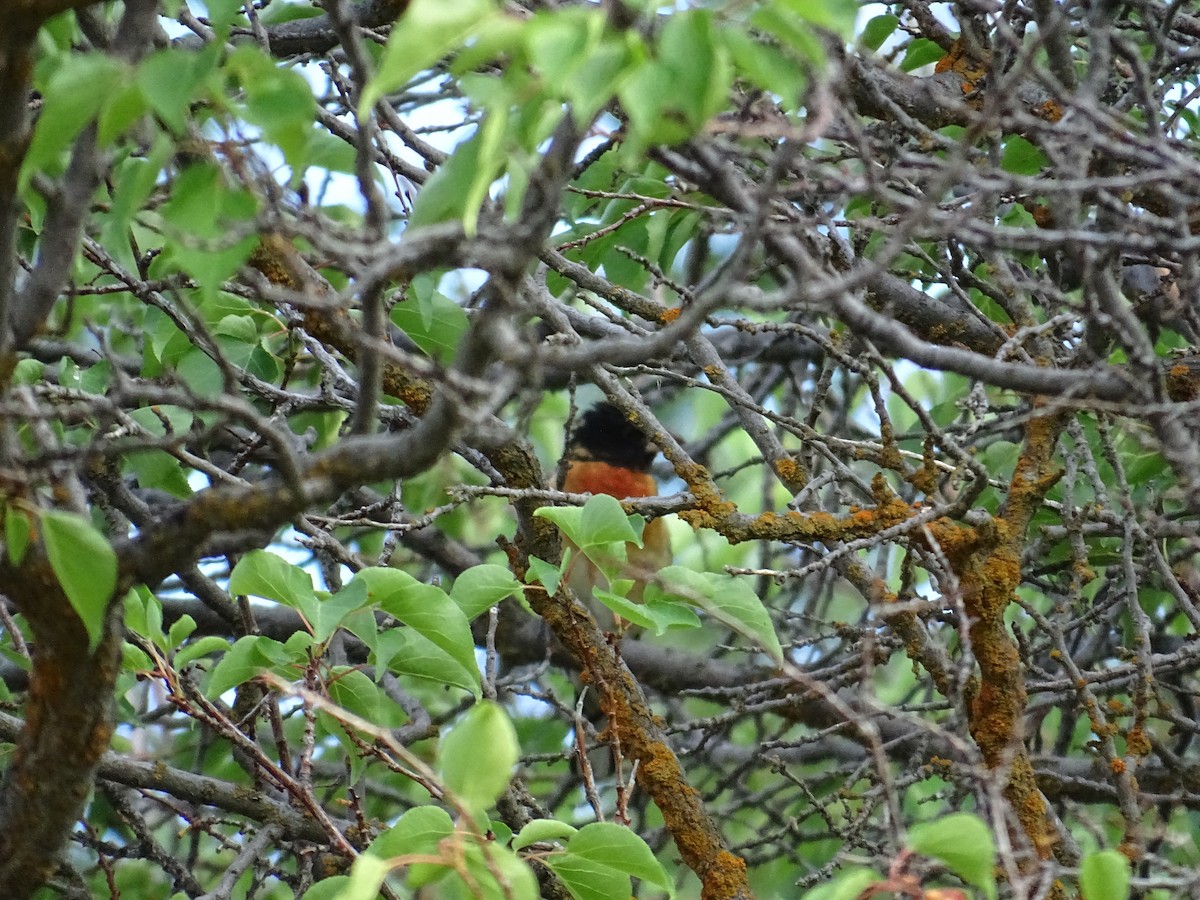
(559, 402, 672, 632)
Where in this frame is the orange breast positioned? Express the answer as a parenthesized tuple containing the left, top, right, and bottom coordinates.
(560, 461, 658, 499)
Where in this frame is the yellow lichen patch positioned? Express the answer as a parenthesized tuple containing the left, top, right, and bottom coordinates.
(1166, 359, 1200, 402)
(935, 38, 990, 88)
(247, 235, 303, 290)
(772, 455, 807, 489)
(920, 520, 982, 560)
(1036, 99, 1064, 122)
(1125, 724, 1151, 757)
(699, 851, 749, 900)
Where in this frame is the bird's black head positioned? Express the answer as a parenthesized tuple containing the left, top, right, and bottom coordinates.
(570, 402, 659, 471)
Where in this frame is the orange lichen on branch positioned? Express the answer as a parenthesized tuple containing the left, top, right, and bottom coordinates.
(0, 553, 125, 894)
(1004, 413, 1064, 524)
(247, 236, 304, 291)
(524, 577, 753, 898)
(772, 454, 808, 489)
(920, 519, 983, 558)
(247, 235, 435, 413)
(934, 38, 990, 91)
(905, 438, 940, 495)
(1009, 756, 1058, 858)
(1166, 357, 1200, 402)
(679, 485, 917, 545)
(698, 851, 749, 900)
(1125, 723, 1151, 758)
(939, 406, 1069, 868)
(1036, 99, 1064, 122)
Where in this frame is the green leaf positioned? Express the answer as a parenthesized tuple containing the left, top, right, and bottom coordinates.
(204, 637, 266, 698)
(430, 843, 538, 899)
(303, 128, 359, 174)
(536, 494, 640, 549)
(353, 568, 481, 696)
(489, 820, 513, 846)
(77, 361, 108, 395)
(136, 46, 217, 134)
(901, 38, 945, 72)
(525, 9, 630, 119)
(776, 0, 858, 37)
(310, 579, 369, 645)
(861, 14, 900, 51)
(161, 163, 225, 237)
(205, 0, 246, 37)
(144, 589, 165, 649)
(227, 46, 315, 168)
(799, 868, 883, 900)
(1001, 203, 1037, 228)
(342, 607, 380, 670)
(368, 805, 455, 860)
(749, 5, 825, 67)
(524, 8, 599, 87)
(533, 505, 584, 541)
(123, 585, 160, 643)
(449, 564, 523, 620)
(599, 586, 699, 634)
(544, 850, 630, 900)
(359, 0, 500, 117)
(125, 450, 194, 500)
(1001, 134, 1049, 175)
(440, 701, 519, 819)
(230, 556, 364, 647)
(176, 348, 223, 398)
(11, 359, 45, 386)
(157, 162, 259, 293)
(261, 1, 324, 25)
(339, 855, 392, 900)
(167, 615, 196, 650)
(525, 555, 561, 597)
(1080, 849, 1131, 900)
(300, 876, 351, 900)
(371, 806, 456, 889)
(591, 587, 657, 629)
(97, 80, 146, 146)
(205, 634, 307, 697)
(569, 823, 673, 896)
(619, 9, 731, 151)
(5, 507, 31, 565)
(512, 818, 577, 851)
(407, 128, 478, 225)
(391, 279, 470, 362)
(407, 128, 503, 233)
(173, 635, 235, 669)
(327, 666, 408, 728)
(213, 313, 258, 343)
(908, 812, 997, 900)
(372, 628, 480, 694)
(42, 511, 118, 651)
(468, 105, 511, 236)
(122, 643, 153, 673)
(579, 494, 643, 546)
(723, 27, 805, 104)
(230, 550, 318, 608)
(648, 567, 783, 662)
(23, 54, 127, 182)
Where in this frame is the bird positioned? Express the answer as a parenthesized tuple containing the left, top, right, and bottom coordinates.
(558, 401, 672, 633)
